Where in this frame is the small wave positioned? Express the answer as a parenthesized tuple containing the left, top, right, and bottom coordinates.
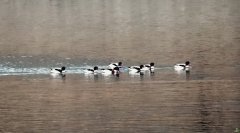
(0, 67, 49, 75)
(0, 65, 110, 76)
(0, 56, 170, 76)
(0, 66, 167, 76)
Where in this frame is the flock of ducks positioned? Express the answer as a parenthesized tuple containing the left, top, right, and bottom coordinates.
(50, 61, 191, 77)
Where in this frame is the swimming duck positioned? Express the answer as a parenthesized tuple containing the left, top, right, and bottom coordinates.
(84, 66, 99, 74)
(50, 66, 66, 74)
(129, 65, 144, 73)
(108, 62, 122, 69)
(142, 62, 155, 72)
(101, 67, 120, 76)
(174, 61, 191, 71)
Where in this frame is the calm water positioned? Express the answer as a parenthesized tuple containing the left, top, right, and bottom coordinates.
(0, 0, 240, 133)
(0, 73, 239, 133)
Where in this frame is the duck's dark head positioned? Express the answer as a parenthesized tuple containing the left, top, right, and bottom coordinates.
(150, 62, 155, 66)
(94, 66, 98, 70)
(185, 61, 190, 65)
(118, 62, 122, 66)
(140, 65, 144, 69)
(61, 66, 66, 70)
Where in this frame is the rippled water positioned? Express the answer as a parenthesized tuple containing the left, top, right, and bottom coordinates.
(0, 56, 239, 133)
(0, 74, 239, 133)
(0, 0, 240, 133)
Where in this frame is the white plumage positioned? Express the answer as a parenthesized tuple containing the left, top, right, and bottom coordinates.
(142, 62, 155, 72)
(108, 62, 122, 69)
(174, 61, 191, 71)
(84, 66, 99, 74)
(129, 65, 144, 73)
(50, 66, 66, 74)
(101, 67, 120, 76)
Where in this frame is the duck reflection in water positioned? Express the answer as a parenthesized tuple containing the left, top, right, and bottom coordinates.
(175, 68, 191, 80)
(84, 73, 99, 81)
(186, 70, 191, 80)
(50, 73, 66, 80)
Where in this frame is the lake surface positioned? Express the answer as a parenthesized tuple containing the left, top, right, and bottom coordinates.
(0, 0, 240, 133)
(0, 72, 239, 133)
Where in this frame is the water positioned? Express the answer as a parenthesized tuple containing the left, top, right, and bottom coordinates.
(0, 57, 239, 133)
(0, 74, 239, 133)
(0, 0, 240, 133)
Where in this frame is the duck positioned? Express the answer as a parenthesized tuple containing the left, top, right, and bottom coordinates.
(142, 62, 155, 72)
(101, 67, 120, 76)
(174, 61, 191, 71)
(108, 62, 122, 69)
(84, 66, 99, 74)
(129, 65, 144, 74)
(50, 66, 66, 74)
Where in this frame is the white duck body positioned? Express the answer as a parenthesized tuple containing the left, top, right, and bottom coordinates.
(129, 71, 144, 76)
(50, 66, 66, 74)
(129, 66, 140, 73)
(129, 65, 144, 73)
(101, 69, 113, 76)
(108, 62, 122, 69)
(101, 67, 120, 76)
(129, 65, 140, 69)
(84, 66, 99, 74)
(142, 62, 155, 72)
(174, 61, 191, 71)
